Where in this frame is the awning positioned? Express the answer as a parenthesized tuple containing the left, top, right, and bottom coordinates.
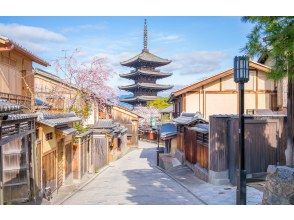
(159, 123, 177, 140)
(56, 126, 77, 135)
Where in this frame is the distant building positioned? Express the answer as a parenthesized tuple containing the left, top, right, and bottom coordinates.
(119, 19, 173, 106)
(159, 105, 173, 122)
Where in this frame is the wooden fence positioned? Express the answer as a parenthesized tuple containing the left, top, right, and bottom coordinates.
(184, 128, 209, 169)
(209, 115, 286, 185)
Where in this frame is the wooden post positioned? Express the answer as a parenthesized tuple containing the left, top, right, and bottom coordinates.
(0, 120, 3, 205)
(286, 77, 294, 166)
(31, 129, 37, 204)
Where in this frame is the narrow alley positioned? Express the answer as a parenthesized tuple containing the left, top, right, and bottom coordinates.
(62, 142, 203, 205)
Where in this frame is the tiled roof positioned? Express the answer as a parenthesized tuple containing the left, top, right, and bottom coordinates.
(173, 112, 206, 126)
(93, 119, 128, 136)
(159, 123, 177, 140)
(120, 95, 159, 103)
(119, 83, 173, 91)
(159, 105, 173, 113)
(120, 68, 172, 79)
(189, 123, 209, 134)
(0, 35, 49, 66)
(93, 119, 116, 129)
(37, 112, 81, 127)
(121, 50, 171, 67)
(0, 99, 22, 116)
(35, 98, 52, 108)
(56, 126, 77, 135)
(5, 113, 37, 121)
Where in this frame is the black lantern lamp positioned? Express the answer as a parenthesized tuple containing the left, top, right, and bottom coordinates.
(234, 56, 249, 205)
(234, 56, 250, 83)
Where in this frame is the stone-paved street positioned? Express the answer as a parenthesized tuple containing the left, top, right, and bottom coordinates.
(62, 141, 203, 205)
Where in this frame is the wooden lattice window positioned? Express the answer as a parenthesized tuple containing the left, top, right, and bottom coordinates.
(196, 132, 208, 146)
(45, 132, 53, 140)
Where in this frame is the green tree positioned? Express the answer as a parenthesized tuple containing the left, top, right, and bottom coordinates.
(147, 97, 171, 110)
(242, 16, 294, 165)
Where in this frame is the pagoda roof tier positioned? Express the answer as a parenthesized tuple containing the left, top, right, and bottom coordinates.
(120, 50, 171, 68)
(120, 95, 159, 103)
(119, 68, 172, 79)
(119, 83, 173, 91)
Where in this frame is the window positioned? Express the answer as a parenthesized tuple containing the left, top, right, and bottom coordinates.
(196, 132, 208, 146)
(45, 132, 53, 141)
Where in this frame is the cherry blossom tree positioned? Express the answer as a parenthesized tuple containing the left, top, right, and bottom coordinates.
(133, 105, 160, 128)
(52, 49, 117, 112)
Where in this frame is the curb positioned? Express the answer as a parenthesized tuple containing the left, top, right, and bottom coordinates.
(154, 165, 208, 205)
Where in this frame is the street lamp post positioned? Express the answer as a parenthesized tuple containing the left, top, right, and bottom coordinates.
(234, 56, 249, 205)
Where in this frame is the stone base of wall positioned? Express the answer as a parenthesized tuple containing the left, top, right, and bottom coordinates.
(194, 163, 209, 182)
(208, 170, 230, 185)
(174, 149, 185, 164)
(159, 153, 181, 170)
(262, 165, 294, 205)
(185, 161, 209, 182)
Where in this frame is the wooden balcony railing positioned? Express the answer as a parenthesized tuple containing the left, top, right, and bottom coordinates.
(0, 92, 32, 110)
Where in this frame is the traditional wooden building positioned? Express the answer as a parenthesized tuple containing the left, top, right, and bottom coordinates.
(110, 105, 140, 147)
(35, 112, 81, 194)
(0, 100, 38, 204)
(0, 36, 48, 204)
(34, 68, 80, 112)
(92, 119, 128, 163)
(159, 105, 173, 122)
(34, 68, 100, 125)
(169, 61, 279, 120)
(119, 19, 173, 106)
(0, 36, 48, 110)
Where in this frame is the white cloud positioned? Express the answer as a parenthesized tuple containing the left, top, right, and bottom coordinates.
(0, 23, 66, 53)
(162, 51, 228, 75)
(61, 24, 107, 33)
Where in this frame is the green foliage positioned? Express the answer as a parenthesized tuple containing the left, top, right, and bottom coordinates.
(147, 97, 171, 110)
(69, 102, 92, 119)
(242, 16, 294, 80)
(73, 122, 89, 134)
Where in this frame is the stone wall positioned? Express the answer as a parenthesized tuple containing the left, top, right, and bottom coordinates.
(262, 165, 294, 205)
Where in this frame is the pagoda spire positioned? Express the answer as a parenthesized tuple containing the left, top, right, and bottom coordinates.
(143, 19, 148, 52)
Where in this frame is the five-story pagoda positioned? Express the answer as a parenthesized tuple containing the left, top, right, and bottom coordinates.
(119, 19, 173, 106)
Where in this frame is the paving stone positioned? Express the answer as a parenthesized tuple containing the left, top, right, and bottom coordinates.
(62, 141, 203, 205)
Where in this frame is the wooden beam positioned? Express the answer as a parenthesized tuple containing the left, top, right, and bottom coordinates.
(256, 70, 259, 109)
(219, 78, 222, 91)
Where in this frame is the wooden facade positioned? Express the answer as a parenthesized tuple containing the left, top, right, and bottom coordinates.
(0, 36, 48, 110)
(169, 61, 280, 120)
(0, 36, 49, 204)
(36, 113, 81, 194)
(184, 128, 209, 168)
(34, 68, 80, 112)
(111, 106, 140, 147)
(0, 113, 37, 204)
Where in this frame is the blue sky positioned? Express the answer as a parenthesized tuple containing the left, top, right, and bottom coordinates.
(0, 16, 254, 96)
